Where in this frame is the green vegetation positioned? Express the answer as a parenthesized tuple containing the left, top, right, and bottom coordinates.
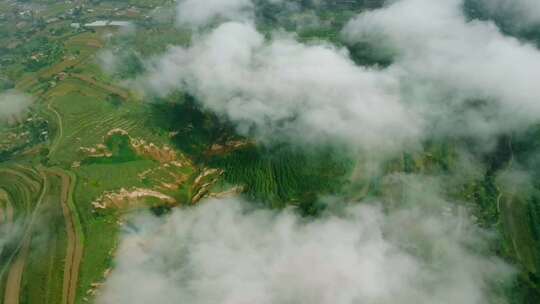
(0, 114, 49, 162)
(83, 134, 141, 165)
(209, 146, 351, 209)
(73, 160, 154, 303)
(45, 79, 159, 166)
(147, 98, 233, 157)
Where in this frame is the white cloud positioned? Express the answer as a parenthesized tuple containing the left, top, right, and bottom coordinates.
(0, 90, 32, 124)
(343, 0, 540, 144)
(97, 49, 119, 75)
(138, 22, 421, 152)
(97, 196, 513, 304)
(133, 0, 540, 154)
(176, 0, 254, 27)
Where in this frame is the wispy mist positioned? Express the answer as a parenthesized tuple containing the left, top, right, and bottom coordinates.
(132, 0, 540, 154)
(0, 90, 32, 124)
(176, 0, 254, 27)
(475, 0, 540, 27)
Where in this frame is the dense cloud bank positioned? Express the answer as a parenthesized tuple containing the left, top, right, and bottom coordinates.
(0, 90, 32, 123)
(135, 0, 540, 152)
(97, 197, 513, 304)
(138, 22, 419, 151)
(343, 0, 540, 144)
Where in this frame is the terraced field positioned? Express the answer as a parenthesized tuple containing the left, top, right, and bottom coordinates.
(20, 170, 66, 304)
(6, 29, 213, 304)
(1, 27, 198, 303)
(3, 3, 355, 304)
(0, 165, 45, 304)
(0, 165, 83, 304)
(43, 78, 164, 167)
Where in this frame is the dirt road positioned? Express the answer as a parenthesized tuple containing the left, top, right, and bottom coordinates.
(0, 189, 14, 224)
(50, 170, 83, 304)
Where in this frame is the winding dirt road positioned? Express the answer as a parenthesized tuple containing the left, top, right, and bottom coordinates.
(46, 102, 64, 157)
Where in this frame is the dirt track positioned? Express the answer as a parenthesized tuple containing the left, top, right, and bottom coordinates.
(53, 170, 83, 304)
(0, 190, 14, 224)
(46, 101, 64, 157)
